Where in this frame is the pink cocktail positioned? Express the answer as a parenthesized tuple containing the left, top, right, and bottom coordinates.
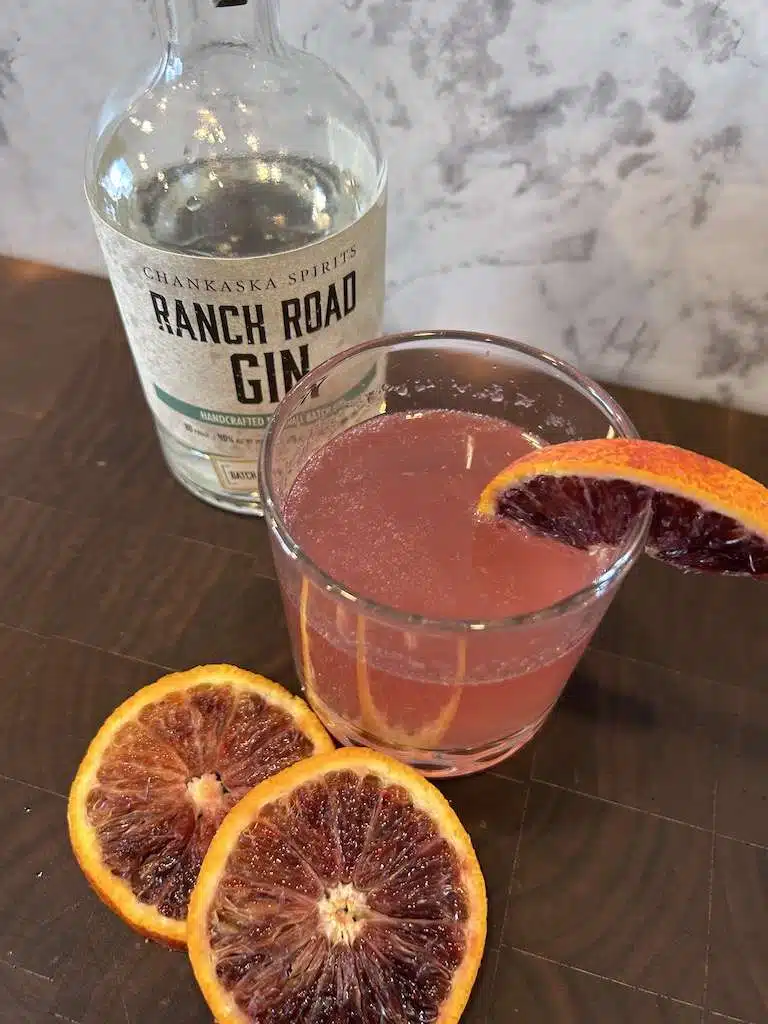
(261, 331, 647, 776)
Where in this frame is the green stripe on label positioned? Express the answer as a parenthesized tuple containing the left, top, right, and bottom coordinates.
(154, 387, 270, 428)
(154, 362, 378, 431)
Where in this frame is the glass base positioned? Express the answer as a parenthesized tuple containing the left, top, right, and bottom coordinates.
(157, 424, 265, 517)
(313, 705, 554, 778)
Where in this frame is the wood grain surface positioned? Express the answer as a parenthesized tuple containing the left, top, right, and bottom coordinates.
(0, 257, 766, 1023)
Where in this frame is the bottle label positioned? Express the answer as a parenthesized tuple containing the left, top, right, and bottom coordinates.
(89, 190, 387, 490)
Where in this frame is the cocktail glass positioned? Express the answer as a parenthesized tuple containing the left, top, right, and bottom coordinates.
(260, 330, 649, 776)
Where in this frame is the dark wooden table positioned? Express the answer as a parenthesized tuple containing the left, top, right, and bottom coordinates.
(0, 256, 766, 1024)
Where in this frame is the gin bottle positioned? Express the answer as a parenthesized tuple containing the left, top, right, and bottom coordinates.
(86, 0, 387, 514)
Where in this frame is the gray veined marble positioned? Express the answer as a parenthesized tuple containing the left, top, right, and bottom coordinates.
(1, 0, 767, 412)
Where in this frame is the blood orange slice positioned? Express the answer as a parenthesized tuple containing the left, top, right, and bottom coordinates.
(478, 438, 768, 576)
(299, 576, 463, 754)
(356, 618, 465, 750)
(67, 665, 333, 947)
(188, 748, 486, 1024)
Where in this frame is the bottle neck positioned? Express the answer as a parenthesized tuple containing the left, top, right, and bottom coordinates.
(162, 0, 283, 55)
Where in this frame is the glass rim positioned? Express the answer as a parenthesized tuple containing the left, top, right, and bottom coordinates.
(259, 329, 651, 633)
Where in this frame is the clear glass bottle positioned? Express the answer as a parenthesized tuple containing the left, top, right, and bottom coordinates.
(86, 0, 387, 514)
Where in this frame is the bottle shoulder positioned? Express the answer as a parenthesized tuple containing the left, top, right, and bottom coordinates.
(85, 45, 386, 255)
(87, 45, 383, 177)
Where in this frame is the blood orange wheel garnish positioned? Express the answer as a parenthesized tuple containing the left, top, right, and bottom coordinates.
(187, 748, 487, 1024)
(478, 438, 768, 577)
(67, 665, 333, 947)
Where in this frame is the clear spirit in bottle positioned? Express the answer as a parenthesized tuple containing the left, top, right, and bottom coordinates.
(86, 0, 387, 514)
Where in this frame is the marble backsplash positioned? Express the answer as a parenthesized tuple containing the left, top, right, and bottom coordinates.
(1, 0, 767, 411)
